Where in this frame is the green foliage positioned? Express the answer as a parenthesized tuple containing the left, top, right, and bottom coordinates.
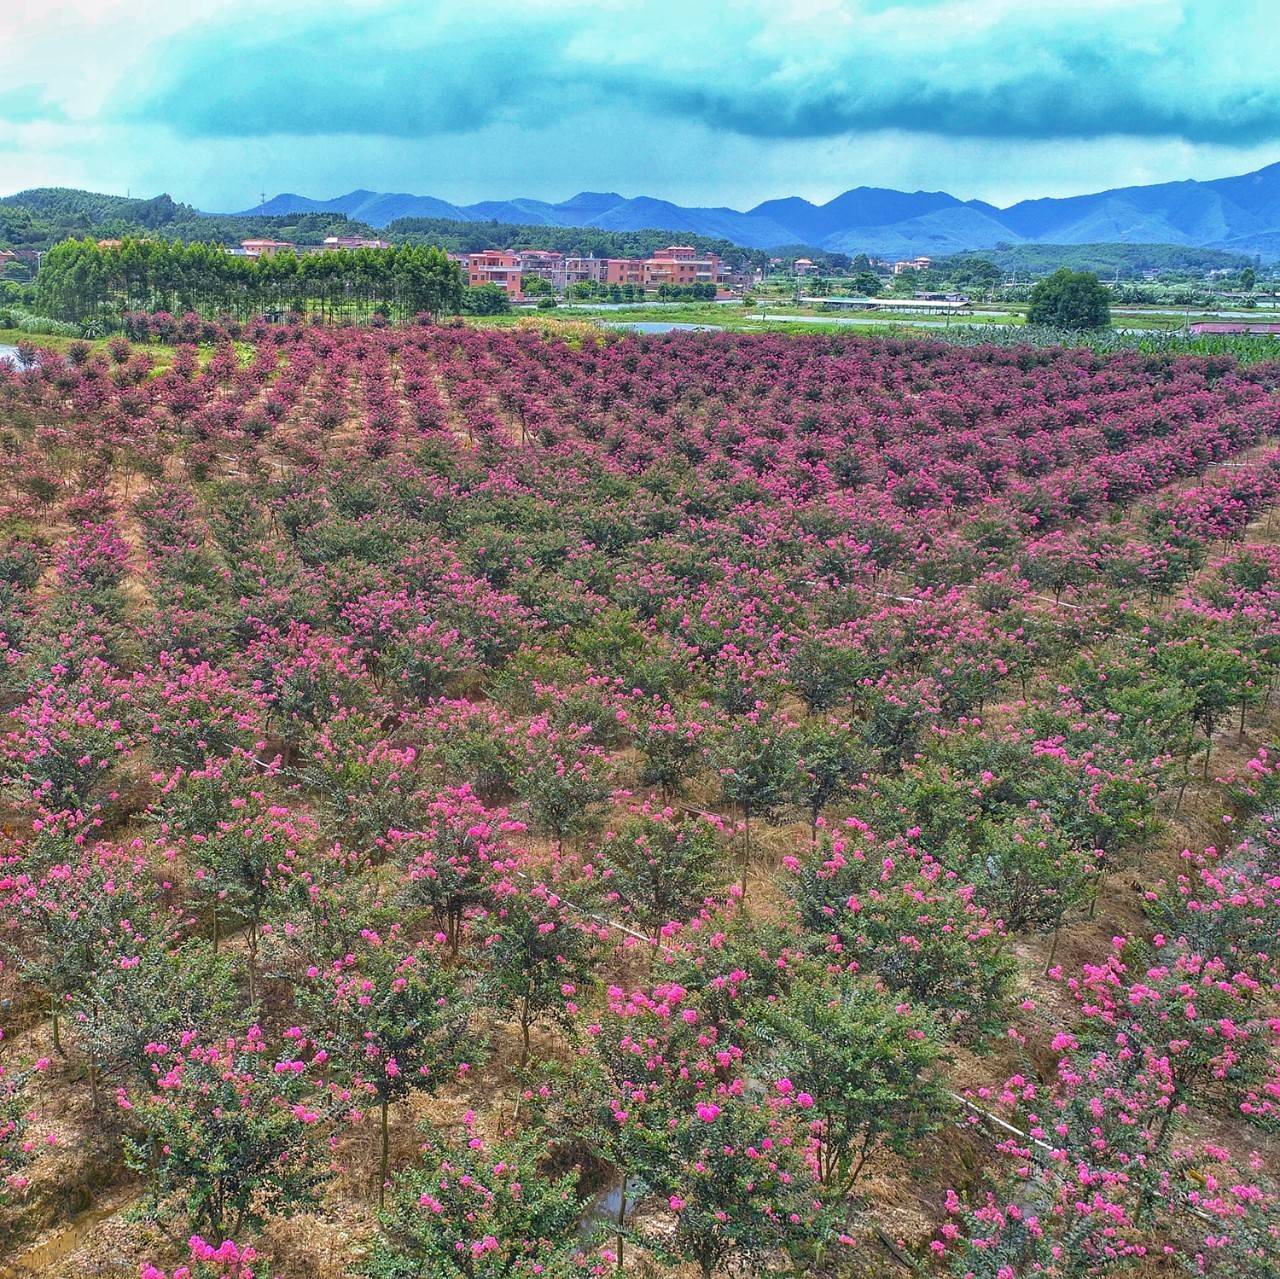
(595, 810, 727, 940)
(760, 971, 951, 1190)
(787, 635, 871, 712)
(967, 817, 1095, 933)
(647, 1096, 835, 1279)
(363, 1126, 585, 1279)
(462, 284, 513, 315)
(938, 241, 1253, 279)
(478, 885, 598, 1067)
(1026, 268, 1112, 329)
(79, 939, 240, 1090)
(0, 305, 80, 337)
(123, 1026, 330, 1240)
(35, 236, 464, 325)
(391, 217, 757, 265)
(789, 718, 868, 839)
(792, 834, 1016, 1037)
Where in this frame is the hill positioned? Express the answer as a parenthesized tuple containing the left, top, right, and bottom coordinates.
(937, 242, 1254, 279)
(6, 160, 1280, 260)
(231, 162, 1280, 258)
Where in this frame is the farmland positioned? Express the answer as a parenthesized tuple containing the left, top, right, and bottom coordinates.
(1, 324, 1279, 1278)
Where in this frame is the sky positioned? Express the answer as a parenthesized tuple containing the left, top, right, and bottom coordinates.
(3, 0, 1280, 212)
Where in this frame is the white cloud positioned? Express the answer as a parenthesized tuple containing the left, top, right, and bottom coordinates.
(2, 0, 1279, 209)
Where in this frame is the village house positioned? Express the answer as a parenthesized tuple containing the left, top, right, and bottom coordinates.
(240, 239, 296, 258)
(639, 246, 723, 288)
(465, 249, 524, 299)
(322, 236, 391, 250)
(454, 246, 730, 299)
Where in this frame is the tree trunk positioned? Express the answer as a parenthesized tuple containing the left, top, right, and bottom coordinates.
(1045, 913, 1063, 976)
(615, 1173, 626, 1272)
(379, 1097, 390, 1209)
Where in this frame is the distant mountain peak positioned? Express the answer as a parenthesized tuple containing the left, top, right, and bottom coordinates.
(221, 161, 1280, 257)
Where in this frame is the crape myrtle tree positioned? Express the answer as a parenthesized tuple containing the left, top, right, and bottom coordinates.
(593, 805, 728, 944)
(79, 937, 240, 1093)
(649, 1092, 842, 1279)
(2, 848, 156, 1110)
(294, 928, 479, 1206)
(389, 784, 526, 955)
(121, 1025, 331, 1241)
(362, 1122, 586, 1279)
(709, 711, 800, 895)
(540, 975, 840, 1277)
(759, 969, 951, 1192)
(788, 717, 868, 846)
(510, 716, 610, 853)
(185, 791, 310, 999)
(789, 821, 1016, 1038)
(0, 1065, 32, 1203)
(477, 878, 598, 1071)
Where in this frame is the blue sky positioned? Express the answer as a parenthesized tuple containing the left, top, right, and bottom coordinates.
(4, 0, 1280, 210)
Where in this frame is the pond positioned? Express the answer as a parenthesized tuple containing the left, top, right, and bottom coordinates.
(603, 321, 725, 334)
(577, 1177, 644, 1240)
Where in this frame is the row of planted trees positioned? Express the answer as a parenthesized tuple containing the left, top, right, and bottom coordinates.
(34, 236, 465, 328)
(0, 327, 1278, 1279)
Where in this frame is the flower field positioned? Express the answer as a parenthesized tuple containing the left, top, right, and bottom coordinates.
(1, 324, 1278, 1278)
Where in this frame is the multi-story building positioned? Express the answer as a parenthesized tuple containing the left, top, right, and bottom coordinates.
(605, 257, 647, 287)
(454, 246, 730, 299)
(564, 256, 610, 285)
(892, 255, 932, 275)
(513, 250, 565, 291)
(240, 239, 296, 258)
(465, 249, 523, 299)
(642, 245, 722, 288)
(322, 236, 391, 250)
(511, 251, 614, 292)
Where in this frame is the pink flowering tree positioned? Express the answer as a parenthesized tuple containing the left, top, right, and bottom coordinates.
(593, 806, 727, 944)
(791, 823, 1015, 1037)
(761, 970, 950, 1192)
(294, 928, 479, 1205)
(185, 791, 311, 997)
(121, 1025, 330, 1240)
(0, 1064, 31, 1203)
(141, 1236, 259, 1279)
(362, 1122, 584, 1279)
(477, 879, 598, 1070)
(646, 1092, 839, 1279)
(389, 785, 524, 954)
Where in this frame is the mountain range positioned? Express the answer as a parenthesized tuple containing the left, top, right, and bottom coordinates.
(235, 162, 1280, 258)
